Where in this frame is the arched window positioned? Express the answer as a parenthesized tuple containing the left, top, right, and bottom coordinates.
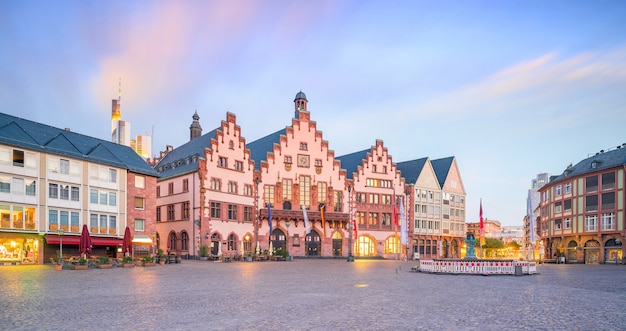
(228, 233, 236, 251)
(168, 231, 177, 252)
(384, 236, 400, 254)
(181, 231, 189, 251)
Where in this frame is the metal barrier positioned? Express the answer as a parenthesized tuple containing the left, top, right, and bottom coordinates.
(418, 259, 537, 275)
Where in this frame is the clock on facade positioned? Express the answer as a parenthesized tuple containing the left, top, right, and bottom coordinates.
(297, 154, 310, 167)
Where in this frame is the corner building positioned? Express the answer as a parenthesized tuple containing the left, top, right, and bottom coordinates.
(154, 112, 256, 258)
(538, 146, 625, 264)
(0, 112, 158, 265)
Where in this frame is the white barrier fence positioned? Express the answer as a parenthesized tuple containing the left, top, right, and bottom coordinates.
(417, 259, 537, 275)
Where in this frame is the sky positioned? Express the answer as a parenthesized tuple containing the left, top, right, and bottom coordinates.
(1, 1, 626, 227)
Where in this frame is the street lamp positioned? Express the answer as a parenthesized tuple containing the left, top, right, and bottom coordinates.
(57, 228, 65, 268)
(347, 186, 354, 262)
(254, 177, 261, 256)
(151, 231, 156, 256)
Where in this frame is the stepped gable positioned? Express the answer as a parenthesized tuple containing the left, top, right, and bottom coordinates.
(247, 92, 344, 181)
(0, 112, 157, 176)
(336, 140, 403, 186)
(204, 112, 255, 172)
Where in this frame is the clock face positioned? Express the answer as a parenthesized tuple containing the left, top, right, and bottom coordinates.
(297, 154, 310, 167)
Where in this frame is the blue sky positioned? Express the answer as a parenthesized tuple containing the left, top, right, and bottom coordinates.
(1, 1, 625, 226)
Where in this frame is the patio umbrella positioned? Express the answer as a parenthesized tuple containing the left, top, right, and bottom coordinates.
(79, 224, 93, 258)
(122, 226, 132, 256)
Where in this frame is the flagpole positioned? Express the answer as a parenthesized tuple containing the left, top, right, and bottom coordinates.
(393, 187, 399, 274)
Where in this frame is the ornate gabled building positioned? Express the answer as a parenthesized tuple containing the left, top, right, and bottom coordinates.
(336, 140, 406, 258)
(248, 92, 351, 257)
(154, 112, 256, 258)
(538, 145, 625, 264)
(151, 91, 469, 260)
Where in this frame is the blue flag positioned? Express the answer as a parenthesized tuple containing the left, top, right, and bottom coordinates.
(267, 203, 272, 236)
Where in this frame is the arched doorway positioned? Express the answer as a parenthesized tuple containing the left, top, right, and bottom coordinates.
(584, 239, 600, 264)
(604, 239, 622, 264)
(243, 233, 252, 255)
(210, 233, 221, 256)
(167, 231, 177, 254)
(332, 231, 342, 257)
(305, 230, 321, 256)
(567, 240, 578, 262)
(356, 236, 376, 257)
(271, 229, 286, 252)
(384, 236, 400, 254)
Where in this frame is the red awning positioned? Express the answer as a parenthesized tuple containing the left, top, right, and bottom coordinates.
(44, 235, 122, 247)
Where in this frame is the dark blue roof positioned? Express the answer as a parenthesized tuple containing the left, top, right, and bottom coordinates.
(396, 157, 428, 184)
(551, 146, 626, 184)
(431, 156, 454, 188)
(247, 129, 286, 170)
(154, 128, 218, 179)
(336, 149, 370, 179)
(294, 91, 307, 101)
(0, 112, 158, 176)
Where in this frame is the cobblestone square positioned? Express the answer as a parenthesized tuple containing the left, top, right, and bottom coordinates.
(1, 260, 625, 330)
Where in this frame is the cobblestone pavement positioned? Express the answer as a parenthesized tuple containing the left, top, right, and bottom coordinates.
(1, 260, 625, 331)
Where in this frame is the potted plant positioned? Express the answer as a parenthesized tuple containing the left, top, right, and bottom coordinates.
(156, 249, 166, 265)
(199, 245, 209, 261)
(98, 256, 113, 269)
(122, 255, 135, 268)
(141, 255, 155, 267)
(73, 258, 88, 270)
(245, 252, 253, 262)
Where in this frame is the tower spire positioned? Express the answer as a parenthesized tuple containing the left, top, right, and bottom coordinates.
(118, 77, 122, 110)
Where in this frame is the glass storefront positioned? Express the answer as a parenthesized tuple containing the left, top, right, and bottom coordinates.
(0, 235, 39, 264)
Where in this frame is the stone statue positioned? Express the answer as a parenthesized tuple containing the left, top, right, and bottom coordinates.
(464, 232, 477, 259)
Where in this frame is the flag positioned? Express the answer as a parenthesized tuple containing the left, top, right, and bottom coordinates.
(399, 197, 407, 245)
(353, 219, 358, 239)
(302, 205, 311, 234)
(320, 204, 326, 237)
(479, 199, 486, 246)
(393, 199, 398, 228)
(267, 203, 273, 236)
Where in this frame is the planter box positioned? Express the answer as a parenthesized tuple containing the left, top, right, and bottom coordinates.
(122, 263, 135, 268)
(98, 264, 113, 269)
(141, 262, 155, 267)
(55, 265, 62, 271)
(72, 265, 88, 270)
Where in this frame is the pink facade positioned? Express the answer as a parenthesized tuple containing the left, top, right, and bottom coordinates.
(154, 92, 465, 260)
(346, 140, 406, 259)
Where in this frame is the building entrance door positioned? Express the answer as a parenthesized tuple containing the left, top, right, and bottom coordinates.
(306, 231, 321, 256)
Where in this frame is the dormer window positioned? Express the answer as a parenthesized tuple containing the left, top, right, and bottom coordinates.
(591, 160, 599, 169)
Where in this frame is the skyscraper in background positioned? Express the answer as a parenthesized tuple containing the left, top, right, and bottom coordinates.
(110, 79, 151, 160)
